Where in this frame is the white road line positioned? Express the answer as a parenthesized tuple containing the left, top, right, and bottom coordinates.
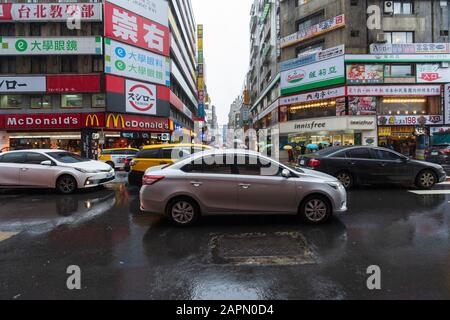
(0, 232, 18, 243)
(409, 190, 450, 195)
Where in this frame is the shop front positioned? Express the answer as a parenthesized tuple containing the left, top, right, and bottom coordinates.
(279, 116, 377, 158)
(0, 112, 173, 158)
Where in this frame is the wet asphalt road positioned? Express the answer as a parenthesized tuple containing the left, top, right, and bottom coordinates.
(0, 173, 450, 300)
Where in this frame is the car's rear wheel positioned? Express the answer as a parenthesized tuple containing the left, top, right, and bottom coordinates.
(416, 170, 437, 190)
(299, 195, 332, 224)
(56, 175, 77, 194)
(336, 171, 353, 189)
(167, 197, 200, 227)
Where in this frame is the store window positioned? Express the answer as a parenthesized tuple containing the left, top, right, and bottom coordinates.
(31, 95, 52, 109)
(384, 64, 414, 77)
(92, 94, 106, 108)
(393, 1, 413, 15)
(0, 95, 28, 109)
(378, 96, 441, 115)
(385, 31, 414, 44)
(297, 11, 324, 31)
(61, 94, 83, 108)
(288, 100, 337, 121)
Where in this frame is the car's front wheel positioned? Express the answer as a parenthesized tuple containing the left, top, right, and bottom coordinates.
(299, 195, 332, 224)
(416, 170, 437, 190)
(167, 197, 200, 227)
(56, 175, 78, 194)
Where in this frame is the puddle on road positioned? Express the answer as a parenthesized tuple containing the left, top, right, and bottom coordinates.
(209, 232, 317, 266)
(0, 232, 18, 243)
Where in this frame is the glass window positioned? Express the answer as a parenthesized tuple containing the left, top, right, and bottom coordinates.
(0, 57, 16, 73)
(31, 95, 52, 109)
(61, 56, 78, 73)
(46, 152, 89, 163)
(0, 152, 26, 164)
(394, 1, 412, 14)
(0, 95, 28, 109)
(236, 155, 281, 176)
(384, 64, 413, 77)
(136, 149, 161, 159)
(386, 31, 414, 44)
(92, 94, 105, 108)
(182, 155, 231, 174)
(31, 56, 47, 73)
(61, 94, 83, 108)
(25, 152, 50, 165)
(374, 149, 404, 161)
(347, 148, 372, 159)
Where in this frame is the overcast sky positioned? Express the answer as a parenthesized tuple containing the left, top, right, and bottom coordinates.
(191, 0, 253, 125)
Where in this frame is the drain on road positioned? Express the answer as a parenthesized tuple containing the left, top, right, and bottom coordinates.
(209, 232, 316, 266)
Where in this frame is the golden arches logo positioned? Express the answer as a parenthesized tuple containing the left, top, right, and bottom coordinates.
(85, 114, 100, 127)
(106, 114, 125, 129)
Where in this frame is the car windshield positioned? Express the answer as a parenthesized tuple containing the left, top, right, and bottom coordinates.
(46, 152, 90, 163)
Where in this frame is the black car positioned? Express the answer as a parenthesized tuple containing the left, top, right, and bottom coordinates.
(425, 144, 450, 174)
(298, 146, 447, 190)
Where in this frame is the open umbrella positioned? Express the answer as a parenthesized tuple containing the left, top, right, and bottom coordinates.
(283, 145, 293, 150)
(320, 141, 330, 145)
(306, 143, 319, 150)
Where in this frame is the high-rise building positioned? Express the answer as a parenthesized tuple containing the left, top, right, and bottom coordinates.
(0, 0, 199, 158)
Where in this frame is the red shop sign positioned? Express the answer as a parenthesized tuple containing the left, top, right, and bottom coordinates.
(4, 113, 81, 130)
(46, 74, 101, 93)
(105, 113, 170, 132)
(105, 3, 170, 57)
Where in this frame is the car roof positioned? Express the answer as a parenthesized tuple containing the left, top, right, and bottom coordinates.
(142, 143, 212, 150)
(2, 149, 66, 153)
(103, 148, 139, 151)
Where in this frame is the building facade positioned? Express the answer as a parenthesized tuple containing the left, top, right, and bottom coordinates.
(246, 0, 450, 160)
(0, 0, 199, 158)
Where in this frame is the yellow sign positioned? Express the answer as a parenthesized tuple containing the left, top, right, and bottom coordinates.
(85, 114, 100, 127)
(378, 127, 391, 136)
(106, 114, 125, 129)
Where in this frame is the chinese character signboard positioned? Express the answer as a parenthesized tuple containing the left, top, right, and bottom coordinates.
(197, 24, 205, 120)
(105, 2, 169, 56)
(378, 115, 443, 126)
(105, 75, 170, 117)
(346, 64, 384, 84)
(279, 86, 346, 106)
(280, 56, 345, 95)
(280, 14, 345, 49)
(348, 97, 377, 115)
(280, 45, 344, 72)
(0, 76, 46, 93)
(104, 38, 170, 86)
(345, 54, 450, 63)
(416, 64, 450, 83)
(0, 36, 102, 55)
(106, 0, 168, 27)
(0, 3, 102, 22)
(370, 43, 450, 54)
(347, 85, 441, 96)
(46, 75, 101, 93)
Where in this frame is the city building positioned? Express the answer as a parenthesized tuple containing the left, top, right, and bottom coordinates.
(246, 0, 450, 160)
(0, 0, 199, 158)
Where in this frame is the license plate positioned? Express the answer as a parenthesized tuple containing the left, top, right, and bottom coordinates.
(300, 160, 305, 165)
(431, 151, 439, 156)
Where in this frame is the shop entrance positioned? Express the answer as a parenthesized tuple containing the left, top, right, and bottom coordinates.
(9, 132, 81, 154)
(378, 126, 417, 157)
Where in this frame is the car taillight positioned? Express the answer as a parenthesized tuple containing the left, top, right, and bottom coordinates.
(442, 149, 450, 153)
(142, 175, 165, 185)
(308, 159, 321, 167)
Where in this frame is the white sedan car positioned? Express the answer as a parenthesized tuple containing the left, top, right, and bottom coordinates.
(0, 149, 115, 194)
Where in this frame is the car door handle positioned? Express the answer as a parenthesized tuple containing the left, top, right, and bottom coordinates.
(379, 162, 387, 167)
(190, 181, 203, 187)
(348, 161, 357, 166)
(239, 183, 251, 189)
(20, 168, 29, 172)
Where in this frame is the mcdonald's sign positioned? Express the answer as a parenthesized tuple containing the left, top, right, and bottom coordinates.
(81, 113, 105, 128)
(106, 113, 126, 129)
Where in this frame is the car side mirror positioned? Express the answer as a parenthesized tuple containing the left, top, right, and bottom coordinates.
(40, 160, 53, 166)
(281, 169, 291, 178)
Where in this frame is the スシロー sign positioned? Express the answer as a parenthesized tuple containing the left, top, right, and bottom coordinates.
(0, 76, 46, 93)
(0, 37, 103, 55)
(126, 79, 157, 115)
(280, 56, 345, 95)
(105, 2, 169, 56)
(105, 75, 170, 117)
(106, 0, 168, 27)
(105, 113, 170, 132)
(104, 38, 170, 86)
(0, 3, 102, 22)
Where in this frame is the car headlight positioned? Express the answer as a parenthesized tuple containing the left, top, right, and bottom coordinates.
(326, 181, 344, 190)
(75, 168, 96, 174)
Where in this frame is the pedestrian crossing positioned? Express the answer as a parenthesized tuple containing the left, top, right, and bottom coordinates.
(0, 232, 18, 243)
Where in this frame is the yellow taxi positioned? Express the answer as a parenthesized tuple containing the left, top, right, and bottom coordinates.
(128, 143, 212, 185)
(99, 148, 139, 170)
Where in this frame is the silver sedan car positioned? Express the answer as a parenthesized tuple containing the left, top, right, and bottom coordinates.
(140, 149, 347, 226)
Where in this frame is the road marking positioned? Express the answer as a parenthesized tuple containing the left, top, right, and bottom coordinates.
(0, 232, 18, 242)
(409, 190, 450, 195)
(438, 182, 450, 185)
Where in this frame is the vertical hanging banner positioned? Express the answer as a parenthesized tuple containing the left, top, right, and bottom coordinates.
(445, 84, 450, 125)
(197, 24, 205, 120)
(104, 2, 169, 56)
